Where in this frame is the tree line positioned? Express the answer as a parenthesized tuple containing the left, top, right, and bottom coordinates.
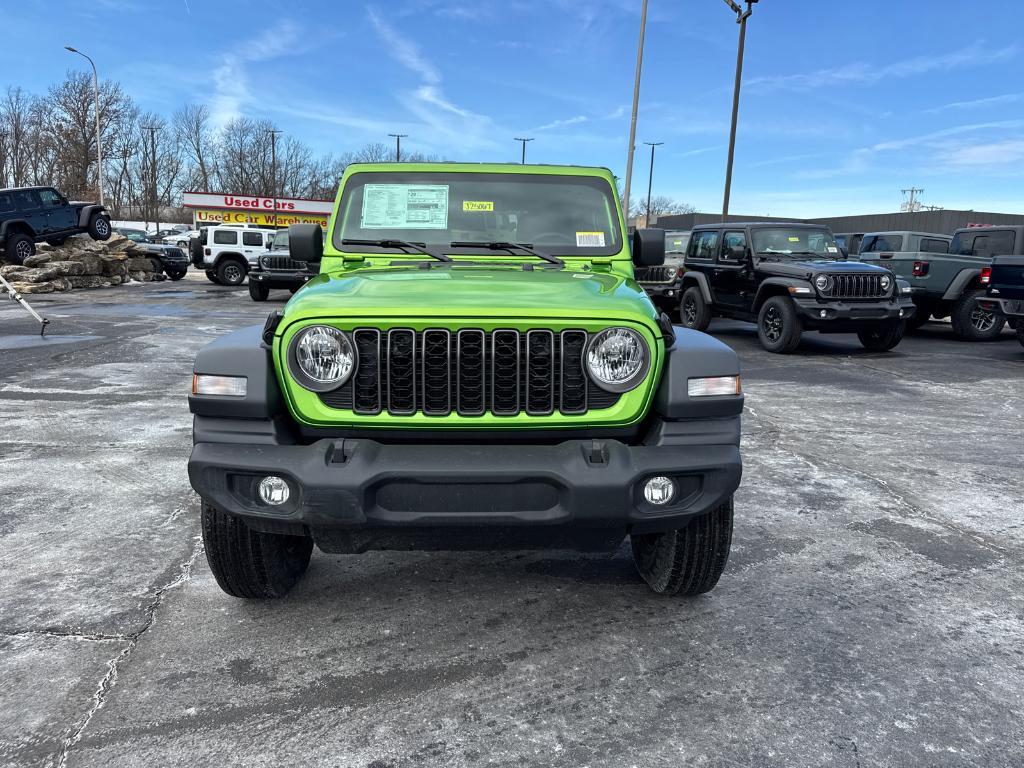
(0, 72, 437, 223)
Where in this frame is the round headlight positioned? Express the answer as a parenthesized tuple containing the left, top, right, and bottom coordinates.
(880, 274, 892, 291)
(585, 327, 650, 393)
(287, 325, 356, 391)
(814, 274, 832, 292)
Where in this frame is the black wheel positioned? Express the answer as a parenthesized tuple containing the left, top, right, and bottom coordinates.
(88, 213, 112, 241)
(5, 233, 35, 265)
(45, 236, 67, 247)
(1017, 324, 1024, 349)
(201, 500, 313, 599)
(756, 296, 802, 353)
(168, 270, 186, 281)
(217, 258, 247, 286)
(857, 321, 905, 351)
(631, 496, 733, 596)
(189, 237, 204, 266)
(205, 270, 221, 284)
(249, 281, 270, 301)
(951, 287, 1005, 340)
(679, 286, 711, 331)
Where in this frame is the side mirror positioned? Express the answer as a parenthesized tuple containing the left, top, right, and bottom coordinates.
(632, 228, 665, 267)
(289, 224, 323, 263)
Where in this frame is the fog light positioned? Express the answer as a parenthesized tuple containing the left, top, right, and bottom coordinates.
(899, 309, 905, 318)
(819, 309, 828, 318)
(643, 476, 676, 506)
(258, 476, 290, 505)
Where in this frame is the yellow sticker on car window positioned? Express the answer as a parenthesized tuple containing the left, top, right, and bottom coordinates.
(576, 232, 606, 247)
(463, 201, 494, 212)
(788, 236, 801, 242)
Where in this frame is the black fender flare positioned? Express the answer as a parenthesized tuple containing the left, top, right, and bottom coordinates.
(189, 324, 283, 420)
(679, 271, 714, 304)
(654, 327, 744, 420)
(752, 277, 808, 312)
(0, 219, 35, 240)
(942, 268, 982, 301)
(76, 204, 107, 228)
(214, 252, 249, 270)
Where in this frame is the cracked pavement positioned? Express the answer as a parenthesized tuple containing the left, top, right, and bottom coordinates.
(1, 276, 1022, 766)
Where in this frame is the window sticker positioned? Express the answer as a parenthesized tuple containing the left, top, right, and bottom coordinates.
(360, 184, 449, 229)
(576, 231, 605, 247)
(827, 246, 839, 253)
(462, 201, 494, 212)
(788, 236, 801, 242)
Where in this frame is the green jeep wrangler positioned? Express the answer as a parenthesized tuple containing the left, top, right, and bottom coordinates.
(187, 163, 744, 598)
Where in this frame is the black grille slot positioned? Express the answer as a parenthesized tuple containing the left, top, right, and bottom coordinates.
(560, 330, 588, 414)
(635, 265, 677, 284)
(457, 330, 486, 415)
(352, 330, 381, 414)
(825, 273, 885, 299)
(387, 329, 416, 415)
(261, 255, 306, 271)
(318, 329, 622, 417)
(526, 330, 555, 415)
(491, 330, 521, 415)
(421, 330, 451, 415)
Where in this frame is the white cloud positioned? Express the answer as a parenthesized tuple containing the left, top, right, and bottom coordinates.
(747, 42, 1017, 92)
(925, 93, 1023, 114)
(367, 7, 441, 85)
(533, 115, 589, 132)
(943, 139, 1024, 168)
(211, 22, 302, 127)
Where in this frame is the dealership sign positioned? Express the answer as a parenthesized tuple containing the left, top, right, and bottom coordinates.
(182, 191, 333, 215)
(194, 209, 328, 228)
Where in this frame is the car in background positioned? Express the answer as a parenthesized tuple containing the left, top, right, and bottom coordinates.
(982, 254, 1024, 347)
(635, 229, 689, 316)
(163, 229, 199, 248)
(189, 225, 277, 285)
(246, 228, 319, 301)
(834, 232, 864, 256)
(140, 243, 190, 281)
(115, 227, 151, 244)
(0, 185, 111, 264)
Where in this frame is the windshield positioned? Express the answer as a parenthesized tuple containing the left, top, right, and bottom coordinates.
(334, 172, 622, 257)
(270, 230, 289, 251)
(666, 231, 690, 255)
(752, 227, 839, 257)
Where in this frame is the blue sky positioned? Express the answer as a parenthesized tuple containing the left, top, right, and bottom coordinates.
(3, 0, 1024, 216)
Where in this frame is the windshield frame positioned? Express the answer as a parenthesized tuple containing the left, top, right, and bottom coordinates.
(751, 227, 839, 258)
(332, 171, 623, 259)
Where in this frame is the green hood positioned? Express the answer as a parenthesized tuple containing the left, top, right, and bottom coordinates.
(281, 265, 660, 327)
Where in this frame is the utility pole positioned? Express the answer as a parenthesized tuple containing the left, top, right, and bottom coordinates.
(901, 187, 925, 213)
(622, 0, 649, 224)
(721, 0, 757, 219)
(267, 129, 283, 227)
(141, 125, 159, 235)
(65, 46, 104, 205)
(514, 137, 534, 164)
(388, 133, 408, 162)
(643, 142, 663, 226)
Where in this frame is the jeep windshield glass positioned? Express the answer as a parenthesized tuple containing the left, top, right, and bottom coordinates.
(334, 172, 622, 258)
(752, 228, 840, 257)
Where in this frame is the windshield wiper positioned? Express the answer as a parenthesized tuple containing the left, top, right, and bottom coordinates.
(449, 241, 564, 268)
(342, 238, 452, 263)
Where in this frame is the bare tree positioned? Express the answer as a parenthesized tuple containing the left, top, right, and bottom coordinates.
(173, 103, 214, 192)
(629, 196, 696, 221)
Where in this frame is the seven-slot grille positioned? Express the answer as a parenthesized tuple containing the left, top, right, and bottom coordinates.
(261, 255, 307, 271)
(635, 265, 678, 284)
(822, 273, 888, 299)
(319, 328, 621, 417)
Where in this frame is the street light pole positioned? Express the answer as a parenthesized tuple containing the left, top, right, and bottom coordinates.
(141, 125, 159, 235)
(388, 133, 408, 162)
(65, 46, 104, 205)
(516, 137, 532, 163)
(721, 0, 757, 219)
(267, 129, 283, 228)
(643, 141, 663, 225)
(622, 0, 649, 224)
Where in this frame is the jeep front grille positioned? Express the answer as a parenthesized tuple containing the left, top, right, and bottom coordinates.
(318, 328, 620, 416)
(261, 255, 306, 271)
(822, 273, 887, 299)
(635, 266, 678, 284)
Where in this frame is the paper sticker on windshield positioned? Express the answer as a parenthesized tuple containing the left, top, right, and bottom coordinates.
(788, 236, 801, 242)
(463, 201, 493, 212)
(827, 246, 839, 253)
(360, 184, 448, 229)
(576, 231, 605, 247)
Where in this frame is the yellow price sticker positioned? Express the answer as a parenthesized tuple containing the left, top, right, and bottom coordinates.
(463, 201, 494, 212)
(788, 236, 801, 242)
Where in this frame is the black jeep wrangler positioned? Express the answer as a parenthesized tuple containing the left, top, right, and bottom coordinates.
(140, 244, 190, 281)
(246, 229, 316, 301)
(679, 222, 915, 353)
(0, 186, 111, 264)
(983, 255, 1024, 348)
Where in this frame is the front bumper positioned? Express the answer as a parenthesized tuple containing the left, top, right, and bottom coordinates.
(792, 294, 915, 330)
(188, 422, 742, 543)
(249, 268, 314, 289)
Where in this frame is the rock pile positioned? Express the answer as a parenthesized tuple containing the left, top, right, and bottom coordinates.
(0, 235, 166, 294)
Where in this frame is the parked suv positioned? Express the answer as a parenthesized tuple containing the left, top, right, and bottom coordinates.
(859, 226, 1017, 340)
(0, 186, 111, 264)
(982, 255, 1024, 348)
(188, 162, 745, 599)
(247, 229, 318, 301)
(635, 229, 689, 315)
(140, 244, 190, 280)
(189, 225, 277, 285)
(679, 222, 914, 353)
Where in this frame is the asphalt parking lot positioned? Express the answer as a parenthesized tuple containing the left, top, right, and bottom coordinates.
(1, 275, 1022, 767)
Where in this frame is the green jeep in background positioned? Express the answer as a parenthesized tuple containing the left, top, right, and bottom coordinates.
(188, 163, 744, 599)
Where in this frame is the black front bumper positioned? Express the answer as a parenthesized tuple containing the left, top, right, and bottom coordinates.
(792, 294, 915, 331)
(188, 418, 742, 547)
(249, 268, 313, 289)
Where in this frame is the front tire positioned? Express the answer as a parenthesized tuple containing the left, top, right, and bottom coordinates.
(88, 213, 112, 241)
(679, 286, 711, 331)
(951, 287, 1005, 340)
(631, 497, 734, 596)
(249, 281, 269, 301)
(5, 233, 35, 265)
(201, 501, 313, 599)
(217, 258, 247, 286)
(757, 295, 802, 353)
(168, 270, 186, 281)
(857, 321, 905, 351)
